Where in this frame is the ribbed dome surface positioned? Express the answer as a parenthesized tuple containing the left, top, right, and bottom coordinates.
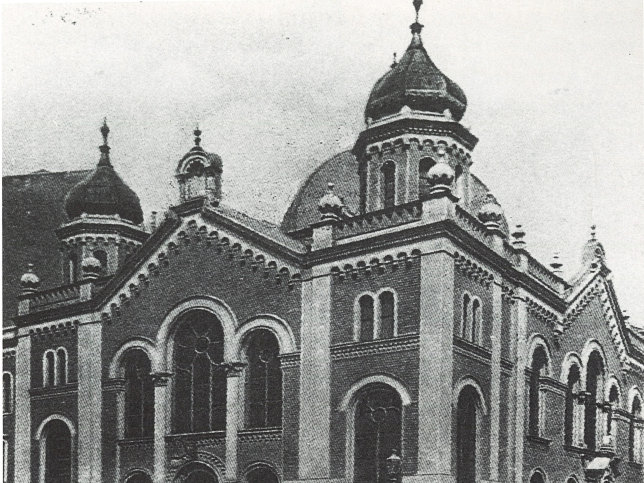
(365, 29, 467, 122)
(64, 164, 143, 224)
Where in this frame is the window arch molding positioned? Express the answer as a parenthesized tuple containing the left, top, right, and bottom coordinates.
(123, 468, 153, 483)
(580, 339, 607, 387)
(528, 468, 548, 483)
(452, 376, 489, 416)
(233, 315, 296, 359)
(627, 386, 644, 412)
(156, 296, 238, 371)
(565, 475, 580, 483)
(34, 414, 76, 483)
(604, 376, 623, 408)
(243, 460, 281, 483)
(109, 337, 157, 378)
(526, 335, 553, 376)
(339, 377, 409, 483)
(560, 352, 584, 384)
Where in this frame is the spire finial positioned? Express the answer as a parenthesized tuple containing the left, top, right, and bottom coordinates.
(590, 224, 597, 240)
(98, 117, 111, 166)
(413, 0, 423, 23)
(194, 124, 202, 147)
(410, 0, 424, 36)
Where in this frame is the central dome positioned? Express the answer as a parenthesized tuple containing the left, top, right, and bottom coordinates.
(365, 23, 467, 123)
(64, 121, 143, 225)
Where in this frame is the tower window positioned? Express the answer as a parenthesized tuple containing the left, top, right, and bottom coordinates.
(379, 291, 395, 339)
(56, 348, 68, 386)
(68, 253, 78, 283)
(381, 162, 396, 208)
(359, 295, 375, 342)
(44, 350, 55, 387)
(2, 373, 12, 414)
(471, 299, 481, 344)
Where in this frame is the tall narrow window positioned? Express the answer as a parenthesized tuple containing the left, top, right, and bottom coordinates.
(245, 330, 282, 429)
(44, 351, 55, 387)
(2, 373, 12, 414)
(564, 364, 582, 446)
(354, 385, 402, 483)
(631, 396, 643, 463)
(56, 348, 67, 386)
(456, 386, 479, 483)
(173, 310, 226, 433)
(606, 385, 619, 437)
(124, 350, 154, 438)
(585, 351, 604, 450)
(381, 162, 396, 209)
(68, 253, 77, 284)
(471, 299, 481, 344)
(461, 294, 470, 339)
(379, 291, 395, 339)
(359, 295, 375, 342)
(529, 346, 548, 437)
(43, 420, 72, 482)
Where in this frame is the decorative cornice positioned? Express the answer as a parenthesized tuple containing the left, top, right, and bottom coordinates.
(330, 249, 421, 282)
(278, 352, 300, 368)
(454, 251, 494, 288)
(238, 427, 282, 443)
(524, 295, 561, 329)
(331, 334, 419, 361)
(28, 320, 79, 338)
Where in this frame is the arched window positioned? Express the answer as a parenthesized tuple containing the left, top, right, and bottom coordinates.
(175, 462, 219, 483)
(418, 157, 435, 198)
(124, 350, 154, 438)
(456, 386, 480, 483)
(93, 250, 108, 275)
(68, 253, 78, 284)
(529, 470, 546, 483)
(43, 420, 72, 482)
(246, 466, 279, 483)
(631, 395, 643, 463)
(564, 364, 583, 446)
(359, 295, 375, 342)
(173, 310, 226, 433)
(585, 351, 604, 450)
(379, 291, 395, 339)
(381, 162, 396, 209)
(125, 471, 153, 483)
(56, 348, 68, 386)
(461, 294, 470, 339)
(354, 385, 402, 483)
(245, 330, 282, 429)
(3, 373, 12, 414)
(44, 351, 55, 387)
(471, 299, 481, 344)
(529, 346, 549, 437)
(606, 384, 619, 437)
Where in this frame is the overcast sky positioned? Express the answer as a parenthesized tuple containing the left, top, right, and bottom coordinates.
(3, 0, 643, 324)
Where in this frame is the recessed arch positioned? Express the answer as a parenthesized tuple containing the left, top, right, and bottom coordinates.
(234, 315, 296, 359)
(580, 339, 607, 385)
(529, 468, 548, 483)
(109, 337, 157, 378)
(560, 352, 584, 384)
(156, 296, 238, 370)
(604, 375, 623, 407)
(338, 374, 412, 412)
(526, 334, 553, 376)
(34, 414, 76, 441)
(243, 461, 281, 483)
(453, 376, 488, 416)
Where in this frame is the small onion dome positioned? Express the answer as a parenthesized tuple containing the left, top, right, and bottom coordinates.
(20, 264, 40, 293)
(364, 20, 467, 123)
(477, 193, 504, 230)
(81, 256, 102, 279)
(318, 183, 344, 220)
(64, 120, 144, 225)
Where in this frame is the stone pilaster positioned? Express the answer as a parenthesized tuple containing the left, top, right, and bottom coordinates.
(416, 241, 454, 481)
(77, 320, 103, 482)
(298, 265, 332, 480)
(488, 281, 503, 481)
(224, 364, 245, 482)
(511, 291, 528, 483)
(14, 334, 31, 483)
(152, 372, 172, 483)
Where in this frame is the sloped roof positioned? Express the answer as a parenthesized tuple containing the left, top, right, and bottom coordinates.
(3, 169, 91, 326)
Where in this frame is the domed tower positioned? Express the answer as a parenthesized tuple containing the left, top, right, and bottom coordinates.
(354, 0, 477, 213)
(57, 120, 148, 283)
(176, 127, 223, 204)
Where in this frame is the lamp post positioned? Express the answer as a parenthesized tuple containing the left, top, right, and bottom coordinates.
(386, 449, 402, 483)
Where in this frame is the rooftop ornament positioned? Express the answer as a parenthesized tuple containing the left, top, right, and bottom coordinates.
(426, 143, 455, 196)
(318, 182, 344, 221)
(20, 263, 41, 294)
(477, 193, 504, 231)
(511, 224, 527, 250)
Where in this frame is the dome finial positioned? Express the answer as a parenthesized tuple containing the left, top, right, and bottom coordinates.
(411, 0, 424, 35)
(194, 124, 202, 147)
(98, 118, 111, 166)
(413, 0, 423, 22)
(590, 224, 597, 241)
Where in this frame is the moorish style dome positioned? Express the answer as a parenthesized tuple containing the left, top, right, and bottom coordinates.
(64, 120, 144, 225)
(364, 1, 467, 123)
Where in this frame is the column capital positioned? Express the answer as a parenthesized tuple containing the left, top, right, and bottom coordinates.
(151, 372, 173, 386)
(218, 361, 247, 377)
(103, 377, 126, 392)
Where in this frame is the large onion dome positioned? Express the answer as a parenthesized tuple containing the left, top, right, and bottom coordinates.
(364, 2, 467, 123)
(64, 120, 143, 225)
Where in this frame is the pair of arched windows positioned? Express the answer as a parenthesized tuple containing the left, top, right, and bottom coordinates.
(2, 373, 12, 414)
(460, 294, 482, 345)
(172, 310, 283, 434)
(356, 291, 396, 342)
(43, 347, 68, 387)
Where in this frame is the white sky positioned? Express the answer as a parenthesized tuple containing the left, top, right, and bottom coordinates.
(2, 0, 643, 324)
